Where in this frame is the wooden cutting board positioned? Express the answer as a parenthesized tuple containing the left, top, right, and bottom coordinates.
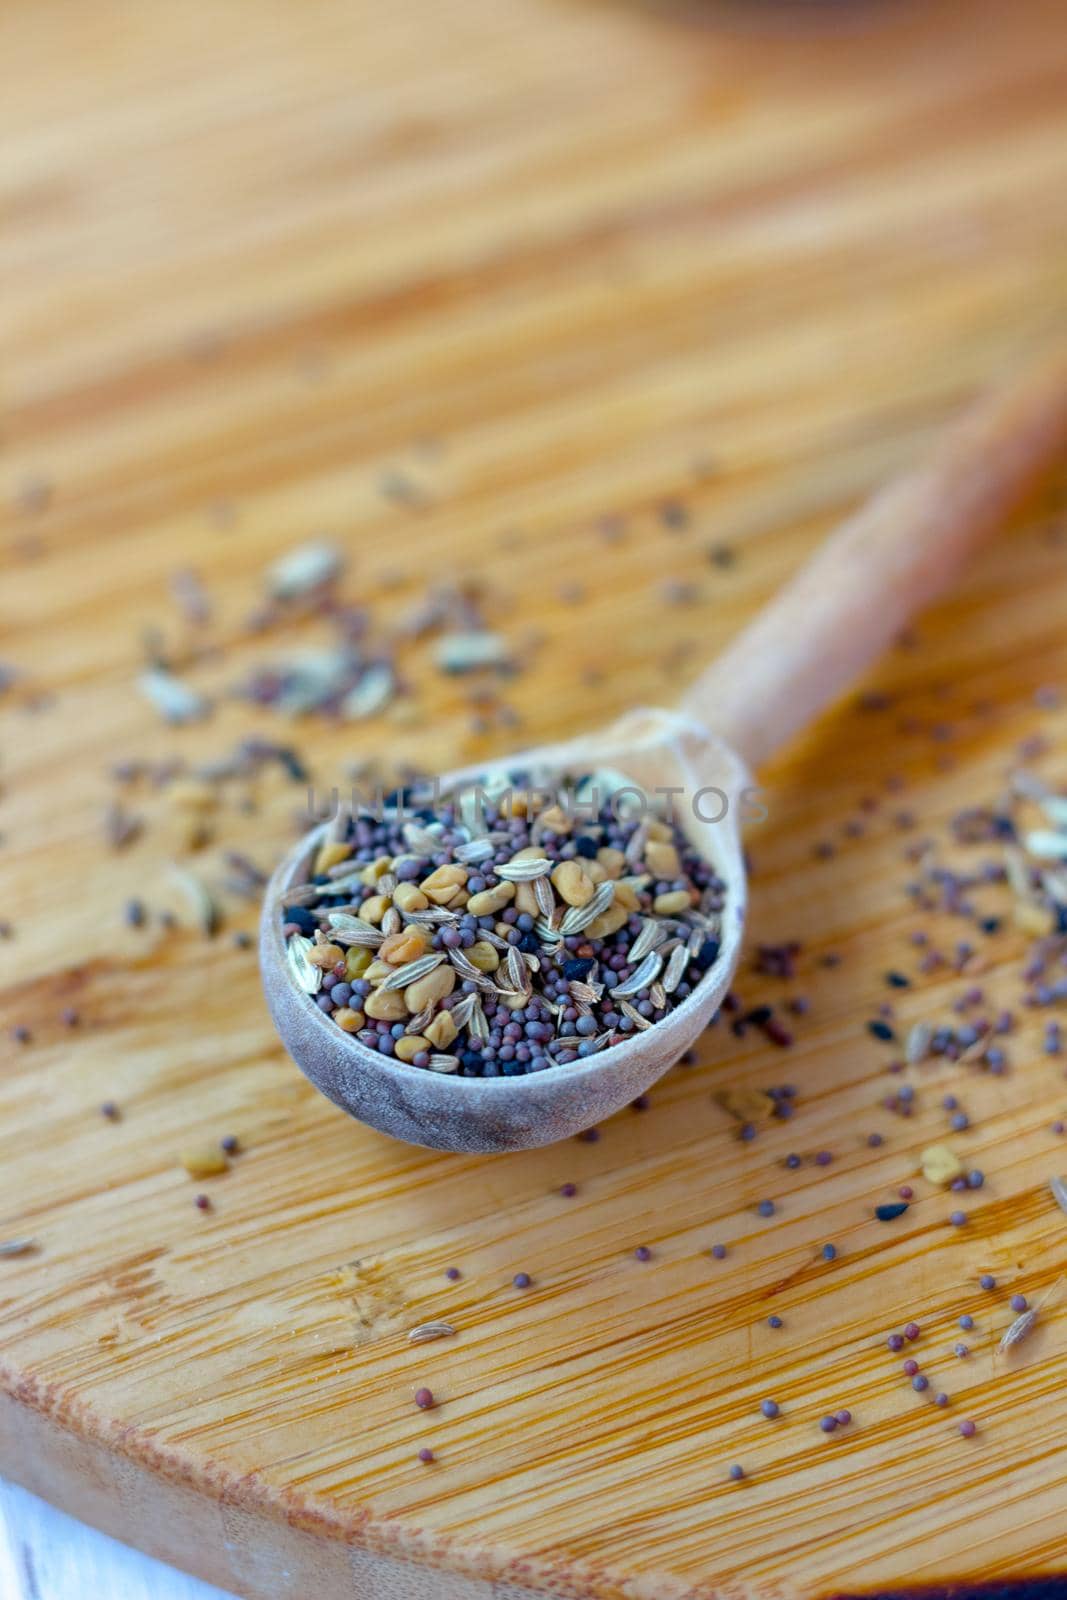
(3, 1, 1067, 1596)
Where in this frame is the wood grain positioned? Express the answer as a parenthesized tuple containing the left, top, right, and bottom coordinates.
(2, 1, 1067, 1596)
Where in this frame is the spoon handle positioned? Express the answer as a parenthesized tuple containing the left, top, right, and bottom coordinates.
(681, 349, 1067, 770)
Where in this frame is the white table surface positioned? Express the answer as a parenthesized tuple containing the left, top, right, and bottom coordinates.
(0, 1479, 236, 1600)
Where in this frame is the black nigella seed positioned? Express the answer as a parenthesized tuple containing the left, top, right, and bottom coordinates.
(562, 958, 594, 982)
(574, 836, 599, 859)
(1056, 905, 1067, 935)
(885, 972, 911, 989)
(876, 1201, 910, 1222)
(695, 938, 722, 971)
(284, 906, 317, 935)
(517, 932, 540, 955)
(868, 1020, 896, 1042)
(980, 916, 1002, 935)
(276, 747, 309, 784)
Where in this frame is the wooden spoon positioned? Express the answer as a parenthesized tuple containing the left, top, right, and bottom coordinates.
(261, 352, 1067, 1152)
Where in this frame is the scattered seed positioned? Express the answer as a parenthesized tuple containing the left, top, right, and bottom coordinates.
(180, 1146, 229, 1180)
(169, 865, 221, 936)
(103, 800, 143, 851)
(408, 1322, 457, 1345)
(922, 1145, 963, 1186)
(137, 665, 210, 725)
(1000, 1310, 1037, 1351)
(267, 540, 343, 600)
(435, 631, 512, 674)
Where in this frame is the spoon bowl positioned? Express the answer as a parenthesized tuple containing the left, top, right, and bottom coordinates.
(260, 713, 749, 1151)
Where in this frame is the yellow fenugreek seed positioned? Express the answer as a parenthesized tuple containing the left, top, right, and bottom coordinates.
(393, 882, 429, 913)
(597, 847, 626, 879)
(920, 1145, 963, 1186)
(552, 860, 595, 907)
(345, 946, 373, 981)
(379, 927, 429, 965)
(364, 988, 410, 1021)
(586, 904, 629, 939)
(425, 1012, 458, 1050)
(394, 1035, 430, 1063)
(514, 882, 540, 915)
(465, 941, 500, 973)
(313, 839, 352, 876)
(180, 1146, 229, 1180)
(535, 804, 573, 834)
(466, 883, 516, 917)
(333, 1007, 366, 1033)
(717, 1087, 776, 1123)
(405, 966, 456, 1013)
(307, 942, 345, 970)
(420, 864, 468, 895)
(360, 894, 391, 924)
(645, 840, 681, 879)
(168, 779, 219, 812)
(613, 881, 641, 911)
(653, 890, 692, 915)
